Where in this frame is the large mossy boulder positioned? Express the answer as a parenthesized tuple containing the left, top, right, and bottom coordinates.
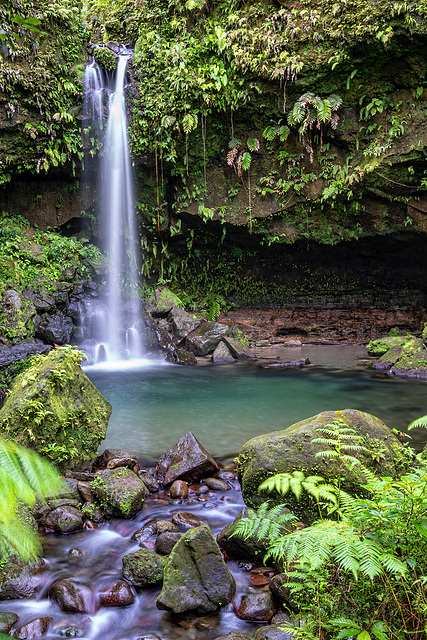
(0, 349, 111, 466)
(236, 409, 411, 513)
(366, 336, 409, 357)
(368, 336, 427, 378)
(91, 468, 146, 518)
(156, 525, 236, 614)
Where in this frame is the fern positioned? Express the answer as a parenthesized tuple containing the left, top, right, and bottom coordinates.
(259, 471, 337, 509)
(407, 415, 427, 430)
(0, 438, 63, 560)
(233, 502, 297, 543)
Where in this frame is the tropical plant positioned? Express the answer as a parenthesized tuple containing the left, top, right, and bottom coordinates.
(235, 420, 427, 639)
(0, 438, 63, 560)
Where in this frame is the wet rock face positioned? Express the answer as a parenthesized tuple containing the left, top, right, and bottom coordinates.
(93, 449, 139, 472)
(0, 557, 43, 600)
(168, 306, 201, 342)
(11, 616, 52, 640)
(0, 612, 19, 634)
(154, 532, 183, 556)
(44, 506, 84, 534)
(49, 578, 95, 613)
(156, 525, 236, 614)
(156, 432, 220, 486)
(122, 549, 165, 588)
(36, 311, 73, 345)
(184, 322, 232, 356)
(91, 468, 147, 519)
(235, 592, 277, 621)
(98, 579, 135, 607)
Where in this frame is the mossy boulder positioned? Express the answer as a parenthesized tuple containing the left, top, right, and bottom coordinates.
(156, 524, 236, 614)
(146, 287, 183, 316)
(366, 336, 409, 357)
(0, 349, 111, 467)
(91, 467, 146, 518)
(389, 337, 427, 378)
(93, 46, 118, 71)
(122, 549, 165, 588)
(236, 409, 411, 513)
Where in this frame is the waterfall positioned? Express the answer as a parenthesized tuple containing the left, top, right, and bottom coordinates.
(81, 52, 143, 362)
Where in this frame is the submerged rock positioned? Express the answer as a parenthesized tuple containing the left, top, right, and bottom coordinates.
(156, 525, 236, 614)
(237, 409, 411, 512)
(156, 432, 220, 486)
(0, 349, 111, 467)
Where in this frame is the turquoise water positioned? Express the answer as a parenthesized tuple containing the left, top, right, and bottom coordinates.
(86, 345, 427, 463)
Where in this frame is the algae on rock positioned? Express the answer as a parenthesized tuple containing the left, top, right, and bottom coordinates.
(0, 348, 111, 466)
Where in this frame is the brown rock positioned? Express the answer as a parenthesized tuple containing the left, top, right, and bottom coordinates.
(235, 593, 277, 621)
(11, 616, 52, 640)
(170, 480, 189, 499)
(156, 432, 219, 486)
(98, 579, 135, 607)
(172, 512, 207, 529)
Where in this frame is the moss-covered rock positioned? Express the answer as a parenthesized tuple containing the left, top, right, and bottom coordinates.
(236, 409, 411, 513)
(122, 549, 165, 588)
(91, 467, 146, 518)
(0, 348, 111, 466)
(93, 46, 118, 72)
(389, 337, 427, 378)
(366, 336, 409, 357)
(156, 524, 236, 614)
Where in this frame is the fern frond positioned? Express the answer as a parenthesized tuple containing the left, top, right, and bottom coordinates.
(379, 552, 407, 577)
(354, 539, 384, 580)
(408, 415, 427, 430)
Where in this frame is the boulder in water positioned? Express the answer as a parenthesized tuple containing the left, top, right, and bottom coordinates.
(156, 525, 236, 614)
(49, 578, 95, 613)
(235, 592, 277, 621)
(0, 349, 111, 467)
(11, 616, 52, 640)
(122, 549, 165, 588)
(185, 321, 232, 356)
(91, 468, 146, 518)
(0, 557, 43, 600)
(98, 579, 135, 607)
(156, 432, 219, 486)
(222, 336, 256, 360)
(0, 612, 19, 634)
(44, 506, 84, 534)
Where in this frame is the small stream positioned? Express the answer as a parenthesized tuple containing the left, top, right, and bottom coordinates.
(1, 345, 427, 639)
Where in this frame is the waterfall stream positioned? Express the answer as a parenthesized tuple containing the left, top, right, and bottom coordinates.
(82, 53, 143, 363)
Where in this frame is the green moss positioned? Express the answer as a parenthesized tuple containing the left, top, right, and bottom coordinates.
(93, 46, 118, 72)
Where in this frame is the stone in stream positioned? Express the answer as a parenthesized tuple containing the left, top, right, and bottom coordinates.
(98, 579, 135, 607)
(11, 616, 52, 640)
(269, 574, 299, 613)
(139, 470, 160, 493)
(235, 592, 277, 621)
(259, 357, 310, 368)
(44, 506, 84, 534)
(0, 557, 43, 600)
(254, 625, 298, 640)
(93, 449, 139, 472)
(211, 341, 235, 363)
(184, 321, 232, 356)
(156, 524, 236, 614)
(154, 532, 183, 555)
(132, 522, 157, 543)
(170, 480, 189, 498)
(214, 635, 253, 640)
(49, 578, 95, 613)
(155, 520, 178, 534)
(0, 612, 19, 634)
(122, 549, 165, 588)
(156, 431, 220, 486)
(236, 409, 412, 514)
(90, 468, 146, 518)
(205, 477, 230, 491)
(222, 336, 256, 360)
(217, 508, 269, 563)
(166, 348, 198, 366)
(171, 511, 207, 529)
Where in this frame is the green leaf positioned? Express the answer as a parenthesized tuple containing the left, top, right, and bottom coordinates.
(241, 152, 251, 171)
(414, 521, 427, 537)
(357, 631, 371, 640)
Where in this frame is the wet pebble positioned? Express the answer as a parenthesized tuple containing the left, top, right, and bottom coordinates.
(0, 612, 19, 634)
(171, 512, 207, 528)
(196, 485, 209, 496)
(156, 520, 177, 534)
(170, 480, 189, 499)
(235, 592, 277, 621)
(98, 579, 135, 607)
(49, 578, 95, 614)
(154, 531, 183, 555)
(12, 616, 52, 640)
(205, 478, 231, 492)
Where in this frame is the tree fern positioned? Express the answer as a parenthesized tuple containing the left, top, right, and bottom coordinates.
(0, 438, 63, 560)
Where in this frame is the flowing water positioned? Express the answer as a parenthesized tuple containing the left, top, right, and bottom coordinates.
(1, 346, 427, 639)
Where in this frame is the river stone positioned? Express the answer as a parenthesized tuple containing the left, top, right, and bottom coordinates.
(217, 508, 268, 562)
(49, 578, 94, 613)
(91, 468, 146, 518)
(211, 341, 235, 363)
(166, 348, 198, 366)
(98, 579, 135, 607)
(0, 612, 19, 633)
(366, 336, 408, 356)
(371, 346, 402, 370)
(132, 523, 157, 542)
(156, 520, 178, 534)
(156, 431, 220, 486)
(168, 306, 201, 341)
(156, 524, 236, 614)
(237, 409, 410, 512)
(77, 482, 95, 503)
(269, 574, 299, 613)
(44, 506, 84, 534)
(222, 336, 256, 360)
(93, 449, 139, 472)
(0, 557, 43, 600)
(36, 311, 73, 345)
(0, 350, 111, 467)
(122, 549, 165, 588)
(171, 512, 207, 529)
(235, 593, 277, 621)
(11, 616, 52, 640)
(170, 480, 189, 498)
(205, 478, 230, 491)
(254, 625, 297, 640)
(214, 635, 253, 640)
(185, 321, 232, 356)
(155, 532, 183, 555)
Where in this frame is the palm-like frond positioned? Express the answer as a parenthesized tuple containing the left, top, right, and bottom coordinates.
(0, 438, 63, 560)
(407, 414, 427, 430)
